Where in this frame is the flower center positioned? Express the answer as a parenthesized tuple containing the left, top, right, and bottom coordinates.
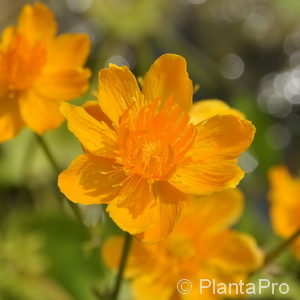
(118, 100, 196, 180)
(0, 33, 47, 92)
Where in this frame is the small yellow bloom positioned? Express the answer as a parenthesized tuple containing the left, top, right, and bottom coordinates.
(58, 54, 255, 242)
(0, 3, 91, 141)
(268, 166, 300, 259)
(102, 189, 264, 300)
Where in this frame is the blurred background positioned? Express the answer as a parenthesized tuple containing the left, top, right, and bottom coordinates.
(1, 0, 300, 299)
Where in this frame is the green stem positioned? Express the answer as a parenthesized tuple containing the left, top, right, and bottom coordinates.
(263, 228, 300, 269)
(35, 134, 60, 173)
(251, 228, 300, 278)
(34, 133, 83, 225)
(111, 232, 132, 300)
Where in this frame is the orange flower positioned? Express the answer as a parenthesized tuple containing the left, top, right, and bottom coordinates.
(0, 3, 91, 141)
(268, 166, 300, 259)
(102, 189, 264, 300)
(58, 54, 255, 242)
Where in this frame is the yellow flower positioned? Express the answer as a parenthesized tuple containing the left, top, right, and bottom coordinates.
(58, 54, 255, 242)
(268, 166, 300, 259)
(0, 3, 91, 141)
(102, 189, 264, 300)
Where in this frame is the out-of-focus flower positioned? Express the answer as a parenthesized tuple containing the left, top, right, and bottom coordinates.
(268, 166, 300, 259)
(102, 189, 264, 300)
(0, 3, 91, 142)
(58, 53, 255, 242)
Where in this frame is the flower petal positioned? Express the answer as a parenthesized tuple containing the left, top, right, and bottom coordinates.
(34, 68, 91, 101)
(58, 154, 125, 205)
(83, 100, 113, 128)
(17, 3, 57, 42)
(98, 64, 142, 125)
(60, 103, 117, 158)
(185, 189, 244, 235)
(170, 115, 255, 195)
(143, 54, 193, 111)
(102, 236, 175, 300)
(108, 179, 186, 241)
(270, 203, 299, 238)
(19, 91, 64, 134)
(180, 288, 216, 300)
(136, 181, 187, 243)
(45, 33, 90, 70)
(268, 166, 299, 206)
(268, 166, 300, 237)
(211, 231, 264, 272)
(189, 99, 244, 125)
(0, 95, 24, 142)
(102, 237, 124, 271)
(107, 176, 157, 235)
(1, 26, 15, 47)
(102, 236, 152, 277)
(170, 160, 244, 195)
(132, 275, 175, 300)
(192, 115, 255, 159)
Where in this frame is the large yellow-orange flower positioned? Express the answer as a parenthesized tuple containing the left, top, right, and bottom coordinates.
(58, 54, 255, 242)
(268, 166, 300, 259)
(0, 3, 91, 141)
(103, 189, 264, 300)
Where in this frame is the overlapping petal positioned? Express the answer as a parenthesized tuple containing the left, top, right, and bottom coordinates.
(34, 68, 91, 101)
(189, 99, 244, 124)
(107, 179, 186, 242)
(102, 236, 176, 300)
(136, 181, 187, 243)
(17, 2, 57, 42)
(107, 176, 157, 235)
(45, 34, 90, 70)
(170, 115, 255, 195)
(192, 115, 255, 159)
(60, 103, 117, 158)
(211, 231, 264, 272)
(1, 26, 15, 47)
(102, 236, 156, 278)
(170, 160, 244, 195)
(98, 64, 142, 125)
(83, 100, 113, 128)
(143, 54, 193, 111)
(19, 91, 64, 134)
(268, 166, 300, 237)
(270, 202, 299, 238)
(58, 154, 125, 205)
(268, 165, 300, 261)
(268, 166, 299, 206)
(184, 189, 244, 235)
(0, 95, 24, 142)
(102, 237, 124, 271)
(132, 275, 175, 300)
